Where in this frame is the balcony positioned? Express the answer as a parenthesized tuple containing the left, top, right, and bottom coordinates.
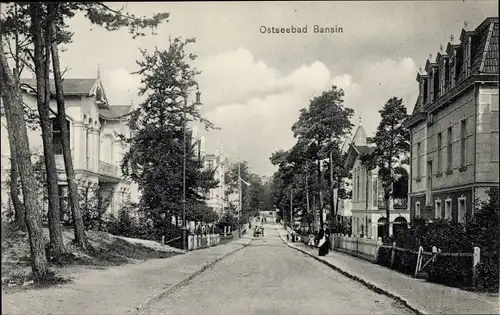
(98, 161, 118, 178)
(377, 198, 408, 210)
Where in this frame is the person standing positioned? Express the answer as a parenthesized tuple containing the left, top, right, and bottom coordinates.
(317, 224, 331, 256)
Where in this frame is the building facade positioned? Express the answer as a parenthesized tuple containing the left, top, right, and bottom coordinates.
(190, 131, 228, 218)
(1, 75, 138, 219)
(344, 122, 410, 239)
(404, 17, 499, 222)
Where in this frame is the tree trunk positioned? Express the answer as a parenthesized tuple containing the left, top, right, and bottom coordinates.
(305, 171, 310, 214)
(5, 68, 26, 230)
(50, 23, 87, 250)
(31, 4, 66, 258)
(328, 152, 335, 226)
(317, 158, 324, 227)
(0, 43, 50, 282)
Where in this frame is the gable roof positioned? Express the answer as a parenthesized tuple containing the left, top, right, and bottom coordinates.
(344, 143, 375, 169)
(20, 78, 97, 96)
(19, 77, 111, 108)
(351, 125, 367, 146)
(99, 105, 131, 120)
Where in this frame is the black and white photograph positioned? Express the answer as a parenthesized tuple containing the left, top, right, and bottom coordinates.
(0, 1, 498, 314)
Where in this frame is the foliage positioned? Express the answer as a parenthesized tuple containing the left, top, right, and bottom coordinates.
(120, 38, 219, 241)
(271, 85, 354, 228)
(78, 181, 114, 231)
(224, 162, 267, 222)
(185, 201, 218, 223)
(217, 212, 238, 230)
(378, 188, 499, 292)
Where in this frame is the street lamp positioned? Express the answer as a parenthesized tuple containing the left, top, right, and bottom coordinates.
(182, 84, 202, 250)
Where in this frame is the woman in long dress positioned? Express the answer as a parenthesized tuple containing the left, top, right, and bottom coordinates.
(317, 224, 331, 256)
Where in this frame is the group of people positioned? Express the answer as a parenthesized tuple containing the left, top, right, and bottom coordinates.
(307, 224, 331, 256)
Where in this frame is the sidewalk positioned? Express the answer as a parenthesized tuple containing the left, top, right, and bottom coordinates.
(276, 226, 499, 315)
(1, 235, 253, 315)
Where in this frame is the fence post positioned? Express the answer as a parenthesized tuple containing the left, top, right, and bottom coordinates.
(472, 247, 481, 287)
(390, 242, 396, 268)
(414, 246, 423, 277)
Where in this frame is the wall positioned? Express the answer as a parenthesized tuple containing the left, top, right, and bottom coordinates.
(410, 120, 428, 194)
(476, 86, 499, 183)
(427, 88, 476, 190)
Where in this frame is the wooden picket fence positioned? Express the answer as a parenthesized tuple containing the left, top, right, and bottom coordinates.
(187, 234, 221, 251)
(331, 234, 481, 286)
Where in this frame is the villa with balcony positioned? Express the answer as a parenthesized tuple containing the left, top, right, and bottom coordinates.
(344, 121, 410, 240)
(0, 72, 138, 220)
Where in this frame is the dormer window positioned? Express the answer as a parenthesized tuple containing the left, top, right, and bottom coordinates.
(433, 67, 439, 100)
(464, 38, 471, 78)
(455, 47, 464, 82)
(422, 78, 428, 104)
(449, 54, 456, 88)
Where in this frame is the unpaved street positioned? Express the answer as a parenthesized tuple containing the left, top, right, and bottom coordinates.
(142, 225, 414, 315)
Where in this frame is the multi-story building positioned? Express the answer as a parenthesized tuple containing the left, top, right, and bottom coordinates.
(404, 17, 499, 222)
(190, 130, 228, 217)
(1, 72, 138, 219)
(344, 121, 410, 239)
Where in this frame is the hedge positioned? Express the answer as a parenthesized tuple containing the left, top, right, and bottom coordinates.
(377, 187, 498, 292)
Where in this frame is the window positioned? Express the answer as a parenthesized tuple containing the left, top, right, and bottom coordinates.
(449, 56, 456, 87)
(85, 131, 90, 169)
(423, 79, 428, 104)
(445, 199, 452, 220)
(416, 142, 421, 178)
(464, 40, 471, 78)
(447, 127, 453, 172)
(444, 59, 450, 90)
(437, 132, 442, 172)
(426, 161, 433, 206)
(51, 118, 70, 155)
(435, 200, 442, 219)
(415, 201, 421, 217)
(460, 120, 466, 168)
(356, 169, 360, 201)
(458, 197, 466, 223)
(433, 68, 440, 99)
(207, 160, 214, 170)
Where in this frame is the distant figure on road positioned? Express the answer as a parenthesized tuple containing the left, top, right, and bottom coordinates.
(316, 224, 331, 256)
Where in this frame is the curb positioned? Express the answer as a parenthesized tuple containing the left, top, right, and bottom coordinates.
(275, 228, 425, 315)
(128, 239, 253, 314)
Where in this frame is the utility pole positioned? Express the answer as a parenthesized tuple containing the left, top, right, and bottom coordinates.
(182, 96, 187, 250)
(289, 188, 293, 229)
(238, 159, 242, 237)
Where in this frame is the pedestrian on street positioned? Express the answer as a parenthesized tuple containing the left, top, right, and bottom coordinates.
(316, 224, 331, 256)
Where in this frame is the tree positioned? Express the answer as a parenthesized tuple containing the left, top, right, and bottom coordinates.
(2, 2, 170, 253)
(121, 38, 218, 239)
(365, 97, 410, 237)
(0, 43, 49, 282)
(291, 86, 354, 226)
(27, 2, 67, 258)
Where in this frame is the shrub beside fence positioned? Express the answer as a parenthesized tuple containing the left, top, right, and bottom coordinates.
(331, 233, 481, 289)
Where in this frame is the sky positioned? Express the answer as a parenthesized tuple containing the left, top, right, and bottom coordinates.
(23, 1, 499, 176)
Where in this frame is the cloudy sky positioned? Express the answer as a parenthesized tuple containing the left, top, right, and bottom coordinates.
(49, 1, 497, 176)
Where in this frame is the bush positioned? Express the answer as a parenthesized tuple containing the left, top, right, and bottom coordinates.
(379, 187, 499, 292)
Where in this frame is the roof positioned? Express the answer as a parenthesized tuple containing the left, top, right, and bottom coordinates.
(344, 143, 375, 169)
(351, 125, 367, 146)
(19, 78, 98, 96)
(99, 105, 131, 119)
(406, 17, 498, 129)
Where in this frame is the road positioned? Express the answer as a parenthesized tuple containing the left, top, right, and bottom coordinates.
(142, 224, 414, 315)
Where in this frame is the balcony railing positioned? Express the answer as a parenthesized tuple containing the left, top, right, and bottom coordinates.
(393, 198, 408, 209)
(377, 198, 408, 210)
(98, 161, 118, 178)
